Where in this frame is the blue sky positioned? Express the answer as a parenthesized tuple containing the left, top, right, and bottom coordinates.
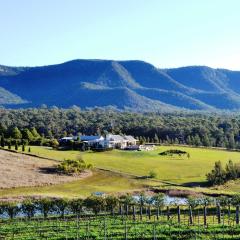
(1, 0, 240, 69)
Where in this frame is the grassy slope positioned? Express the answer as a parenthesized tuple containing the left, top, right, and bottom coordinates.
(27, 146, 240, 184)
(0, 170, 160, 198)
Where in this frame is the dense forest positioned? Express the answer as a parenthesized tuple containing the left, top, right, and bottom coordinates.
(0, 107, 240, 149)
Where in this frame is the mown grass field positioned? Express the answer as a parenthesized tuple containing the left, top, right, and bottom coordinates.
(2, 145, 240, 199)
(27, 145, 240, 184)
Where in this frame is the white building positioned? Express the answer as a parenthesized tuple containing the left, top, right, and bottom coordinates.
(105, 134, 137, 149)
(60, 135, 104, 146)
(60, 134, 137, 149)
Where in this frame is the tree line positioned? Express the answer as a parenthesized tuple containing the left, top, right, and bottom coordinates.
(2, 194, 240, 225)
(1, 107, 240, 149)
(0, 125, 59, 150)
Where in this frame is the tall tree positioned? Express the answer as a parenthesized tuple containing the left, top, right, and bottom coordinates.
(22, 129, 34, 141)
(11, 127, 22, 139)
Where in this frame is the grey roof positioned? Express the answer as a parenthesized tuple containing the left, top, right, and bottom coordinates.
(107, 134, 125, 141)
(107, 134, 136, 142)
(80, 135, 104, 141)
(60, 135, 104, 142)
(124, 135, 137, 141)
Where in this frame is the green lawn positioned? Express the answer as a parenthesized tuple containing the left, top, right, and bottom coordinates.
(28, 145, 240, 185)
(2, 145, 240, 199)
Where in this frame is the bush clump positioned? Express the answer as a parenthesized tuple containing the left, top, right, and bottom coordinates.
(159, 149, 187, 156)
(57, 158, 92, 175)
(206, 160, 240, 186)
(149, 170, 157, 178)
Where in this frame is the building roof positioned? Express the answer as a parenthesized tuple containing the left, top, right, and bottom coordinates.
(124, 135, 137, 142)
(80, 135, 104, 142)
(60, 137, 74, 141)
(106, 134, 125, 142)
(61, 134, 136, 143)
(60, 135, 104, 142)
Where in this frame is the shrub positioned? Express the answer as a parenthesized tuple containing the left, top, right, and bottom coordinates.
(159, 149, 188, 156)
(149, 170, 157, 178)
(57, 157, 92, 175)
(50, 139, 59, 148)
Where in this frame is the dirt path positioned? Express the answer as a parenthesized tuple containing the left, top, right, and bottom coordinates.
(0, 149, 92, 189)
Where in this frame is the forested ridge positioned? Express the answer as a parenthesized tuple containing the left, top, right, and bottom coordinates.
(0, 107, 240, 149)
(2, 60, 240, 111)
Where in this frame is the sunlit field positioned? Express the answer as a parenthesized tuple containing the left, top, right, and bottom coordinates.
(27, 145, 240, 184)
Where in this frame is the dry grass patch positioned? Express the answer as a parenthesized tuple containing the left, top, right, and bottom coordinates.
(0, 149, 92, 189)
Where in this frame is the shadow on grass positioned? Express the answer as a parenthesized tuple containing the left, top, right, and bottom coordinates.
(38, 166, 59, 174)
(135, 175, 150, 180)
(182, 181, 210, 188)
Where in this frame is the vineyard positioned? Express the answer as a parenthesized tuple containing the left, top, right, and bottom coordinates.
(2, 196, 240, 239)
(2, 217, 240, 239)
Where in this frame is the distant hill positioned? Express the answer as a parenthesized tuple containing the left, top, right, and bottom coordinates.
(0, 59, 240, 111)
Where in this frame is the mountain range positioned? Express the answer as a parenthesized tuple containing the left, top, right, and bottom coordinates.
(0, 59, 240, 112)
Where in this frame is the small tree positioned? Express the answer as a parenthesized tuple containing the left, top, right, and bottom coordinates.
(151, 193, 164, 208)
(154, 134, 159, 143)
(28, 147, 31, 153)
(151, 193, 164, 218)
(0, 202, 5, 217)
(225, 160, 238, 180)
(11, 127, 22, 139)
(22, 129, 34, 142)
(22, 144, 25, 152)
(36, 198, 54, 219)
(138, 192, 147, 220)
(1, 134, 5, 148)
(199, 196, 214, 207)
(2, 202, 19, 220)
(231, 194, 240, 206)
(69, 198, 84, 217)
(187, 197, 200, 209)
(206, 161, 226, 185)
(21, 199, 36, 219)
(15, 142, 18, 151)
(54, 198, 69, 218)
(84, 196, 105, 215)
(119, 194, 135, 216)
(30, 127, 41, 139)
(105, 195, 119, 215)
